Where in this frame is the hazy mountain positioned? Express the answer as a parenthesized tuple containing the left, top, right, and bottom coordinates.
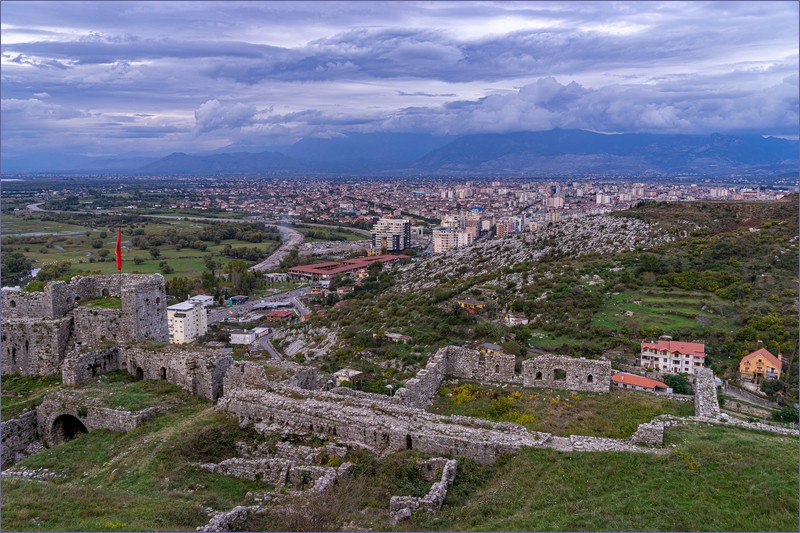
(140, 150, 305, 174)
(411, 130, 799, 175)
(283, 132, 456, 171)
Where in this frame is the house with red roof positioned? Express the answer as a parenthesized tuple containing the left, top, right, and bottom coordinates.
(738, 348, 782, 383)
(639, 336, 705, 374)
(612, 372, 671, 393)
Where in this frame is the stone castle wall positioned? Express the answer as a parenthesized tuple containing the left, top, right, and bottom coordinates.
(694, 367, 721, 419)
(522, 355, 611, 393)
(395, 346, 611, 408)
(73, 307, 125, 346)
(62, 348, 121, 386)
(218, 383, 550, 465)
(1, 317, 73, 376)
(122, 346, 232, 401)
(1, 410, 41, 468)
(1, 274, 169, 376)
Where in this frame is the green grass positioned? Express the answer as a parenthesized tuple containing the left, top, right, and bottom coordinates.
(0, 214, 91, 235)
(81, 296, 123, 309)
(412, 425, 799, 532)
(79, 371, 185, 411)
(1, 391, 274, 532)
(592, 288, 735, 334)
(1, 373, 62, 421)
(430, 382, 695, 438)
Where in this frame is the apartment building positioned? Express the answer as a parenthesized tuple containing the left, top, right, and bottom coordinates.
(639, 337, 705, 374)
(433, 228, 473, 253)
(166, 301, 208, 344)
(371, 218, 410, 253)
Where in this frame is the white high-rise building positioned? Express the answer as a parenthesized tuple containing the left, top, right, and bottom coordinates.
(167, 301, 208, 344)
(371, 218, 411, 253)
(433, 228, 473, 253)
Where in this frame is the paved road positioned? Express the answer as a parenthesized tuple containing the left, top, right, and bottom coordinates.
(26, 202, 46, 212)
(208, 286, 308, 325)
(255, 334, 281, 359)
(296, 222, 372, 237)
(249, 224, 304, 272)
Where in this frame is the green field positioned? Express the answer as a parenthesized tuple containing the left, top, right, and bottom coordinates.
(412, 425, 799, 532)
(1, 374, 63, 421)
(1, 214, 93, 236)
(592, 288, 736, 334)
(293, 225, 366, 242)
(429, 382, 695, 438)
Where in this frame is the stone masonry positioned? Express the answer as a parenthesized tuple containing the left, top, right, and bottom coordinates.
(694, 367, 721, 419)
(390, 458, 457, 522)
(394, 346, 611, 409)
(1, 410, 41, 468)
(2, 274, 168, 376)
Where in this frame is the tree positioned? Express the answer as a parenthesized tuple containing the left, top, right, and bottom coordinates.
(663, 373, 690, 394)
(149, 247, 161, 259)
(97, 249, 110, 260)
(1, 251, 33, 284)
(133, 256, 145, 265)
(159, 260, 174, 274)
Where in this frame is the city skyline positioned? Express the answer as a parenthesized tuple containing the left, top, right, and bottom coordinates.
(1, 0, 798, 167)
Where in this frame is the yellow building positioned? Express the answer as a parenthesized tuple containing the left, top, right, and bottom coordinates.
(738, 348, 782, 383)
(458, 298, 486, 311)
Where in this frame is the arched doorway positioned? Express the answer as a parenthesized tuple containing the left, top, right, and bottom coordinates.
(51, 414, 88, 445)
(160, 367, 167, 380)
(135, 367, 144, 380)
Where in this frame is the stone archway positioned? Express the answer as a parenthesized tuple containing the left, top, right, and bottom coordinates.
(51, 414, 88, 445)
(135, 367, 144, 380)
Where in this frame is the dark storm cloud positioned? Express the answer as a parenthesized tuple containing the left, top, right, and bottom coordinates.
(1, 1, 797, 158)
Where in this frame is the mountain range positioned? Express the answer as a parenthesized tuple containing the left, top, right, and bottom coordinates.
(4, 130, 797, 176)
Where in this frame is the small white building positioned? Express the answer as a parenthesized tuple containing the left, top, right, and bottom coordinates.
(188, 294, 215, 308)
(230, 329, 257, 345)
(333, 368, 364, 385)
(504, 314, 529, 326)
(167, 301, 208, 344)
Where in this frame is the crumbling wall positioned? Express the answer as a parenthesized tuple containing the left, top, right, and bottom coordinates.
(62, 347, 121, 386)
(1, 281, 72, 320)
(1, 410, 42, 467)
(444, 346, 517, 383)
(629, 420, 665, 446)
(121, 346, 233, 400)
(1, 317, 72, 375)
(396, 348, 448, 408)
(694, 368, 721, 419)
(73, 307, 125, 346)
(36, 392, 162, 446)
(218, 385, 550, 465)
(522, 355, 611, 393)
(390, 459, 457, 522)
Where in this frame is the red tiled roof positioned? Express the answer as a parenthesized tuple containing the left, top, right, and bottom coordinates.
(740, 348, 782, 369)
(641, 340, 705, 358)
(612, 373, 669, 390)
(288, 254, 408, 275)
(267, 309, 294, 318)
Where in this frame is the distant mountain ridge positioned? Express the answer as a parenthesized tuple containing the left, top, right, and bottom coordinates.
(4, 129, 797, 175)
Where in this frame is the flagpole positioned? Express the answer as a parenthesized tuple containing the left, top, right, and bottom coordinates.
(116, 227, 122, 297)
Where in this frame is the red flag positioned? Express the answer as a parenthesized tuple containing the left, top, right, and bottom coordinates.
(115, 229, 122, 270)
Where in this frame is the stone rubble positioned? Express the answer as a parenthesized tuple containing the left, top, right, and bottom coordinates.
(389, 458, 457, 522)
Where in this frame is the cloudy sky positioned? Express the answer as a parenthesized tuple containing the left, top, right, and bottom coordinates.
(1, 0, 798, 162)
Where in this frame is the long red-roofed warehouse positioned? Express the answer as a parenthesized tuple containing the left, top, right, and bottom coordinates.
(287, 254, 409, 280)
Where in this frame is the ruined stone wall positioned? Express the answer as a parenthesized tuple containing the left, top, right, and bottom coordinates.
(120, 275, 169, 342)
(522, 355, 611, 393)
(1, 317, 72, 375)
(444, 346, 518, 383)
(36, 392, 163, 446)
(1, 410, 41, 467)
(224, 361, 272, 392)
(693, 368, 721, 419)
(390, 458, 457, 522)
(396, 348, 448, 408)
(218, 385, 550, 465)
(61, 348, 121, 386)
(73, 307, 125, 346)
(121, 346, 232, 400)
(1, 281, 72, 320)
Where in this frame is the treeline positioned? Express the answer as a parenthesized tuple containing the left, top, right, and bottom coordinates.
(130, 222, 280, 250)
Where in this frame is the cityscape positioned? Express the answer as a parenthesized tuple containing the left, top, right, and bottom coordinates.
(1, 2, 798, 533)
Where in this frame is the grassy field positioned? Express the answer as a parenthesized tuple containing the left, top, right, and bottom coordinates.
(1, 214, 91, 236)
(429, 382, 695, 438)
(2, 213, 279, 281)
(293, 224, 366, 242)
(412, 424, 799, 532)
(1, 390, 270, 532)
(592, 287, 736, 334)
(1, 374, 62, 421)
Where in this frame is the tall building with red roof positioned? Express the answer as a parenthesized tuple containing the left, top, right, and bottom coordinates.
(738, 347, 782, 383)
(639, 337, 705, 374)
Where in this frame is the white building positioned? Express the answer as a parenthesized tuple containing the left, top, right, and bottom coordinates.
(230, 329, 257, 345)
(639, 338, 706, 374)
(433, 228, 473, 253)
(188, 294, 215, 308)
(371, 218, 411, 253)
(167, 301, 208, 344)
